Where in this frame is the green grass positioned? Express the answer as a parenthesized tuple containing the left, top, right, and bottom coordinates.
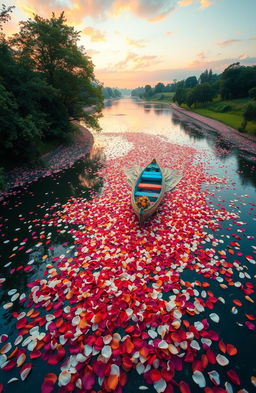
(182, 98, 256, 134)
(145, 92, 175, 102)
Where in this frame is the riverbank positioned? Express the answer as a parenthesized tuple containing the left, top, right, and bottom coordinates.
(0, 123, 94, 200)
(171, 103, 256, 156)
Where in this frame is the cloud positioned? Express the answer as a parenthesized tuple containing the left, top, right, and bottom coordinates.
(113, 0, 178, 22)
(178, 0, 193, 5)
(196, 51, 206, 59)
(178, 0, 213, 8)
(188, 55, 256, 73)
(111, 52, 161, 71)
(239, 53, 249, 60)
(96, 56, 256, 88)
(16, 0, 179, 24)
(217, 39, 241, 46)
(165, 31, 174, 36)
(126, 37, 146, 48)
(249, 37, 256, 41)
(199, 0, 212, 8)
(82, 27, 106, 42)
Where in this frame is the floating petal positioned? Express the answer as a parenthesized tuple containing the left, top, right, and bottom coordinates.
(192, 371, 206, 387)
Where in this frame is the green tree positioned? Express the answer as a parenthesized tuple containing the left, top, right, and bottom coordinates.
(240, 102, 256, 131)
(11, 12, 103, 131)
(0, 4, 14, 32)
(188, 83, 215, 107)
(154, 82, 165, 93)
(144, 84, 153, 98)
(221, 64, 256, 99)
(249, 87, 256, 100)
(173, 87, 187, 106)
(185, 76, 197, 89)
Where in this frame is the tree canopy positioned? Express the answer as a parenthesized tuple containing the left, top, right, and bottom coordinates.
(0, 8, 103, 166)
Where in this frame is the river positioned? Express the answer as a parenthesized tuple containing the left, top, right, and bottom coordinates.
(0, 97, 255, 393)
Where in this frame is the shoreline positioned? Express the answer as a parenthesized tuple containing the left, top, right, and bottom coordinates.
(170, 103, 256, 156)
(0, 123, 94, 200)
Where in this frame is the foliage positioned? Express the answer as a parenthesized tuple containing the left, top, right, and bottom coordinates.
(0, 4, 14, 31)
(185, 97, 256, 134)
(131, 86, 145, 97)
(198, 69, 218, 84)
(173, 87, 187, 106)
(102, 87, 122, 98)
(173, 83, 216, 107)
(0, 10, 103, 166)
(144, 84, 153, 98)
(184, 76, 197, 89)
(154, 82, 165, 93)
(221, 63, 256, 99)
(240, 102, 256, 131)
(11, 13, 103, 125)
(249, 87, 256, 100)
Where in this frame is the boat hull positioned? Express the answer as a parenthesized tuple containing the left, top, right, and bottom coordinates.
(131, 160, 165, 223)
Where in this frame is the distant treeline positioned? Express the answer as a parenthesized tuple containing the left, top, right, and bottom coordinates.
(131, 64, 256, 106)
(0, 6, 103, 169)
(102, 87, 122, 99)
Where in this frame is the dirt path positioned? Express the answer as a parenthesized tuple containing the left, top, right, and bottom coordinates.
(171, 103, 256, 155)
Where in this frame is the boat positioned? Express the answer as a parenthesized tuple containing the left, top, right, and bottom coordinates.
(131, 159, 164, 223)
(125, 159, 182, 224)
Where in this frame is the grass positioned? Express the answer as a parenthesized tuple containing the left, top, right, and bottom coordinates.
(145, 92, 175, 103)
(181, 97, 256, 134)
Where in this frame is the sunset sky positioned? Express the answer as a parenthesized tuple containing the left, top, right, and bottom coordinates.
(3, 0, 256, 88)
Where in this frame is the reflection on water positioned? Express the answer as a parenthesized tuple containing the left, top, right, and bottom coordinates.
(100, 97, 256, 190)
(0, 150, 104, 327)
(78, 145, 105, 190)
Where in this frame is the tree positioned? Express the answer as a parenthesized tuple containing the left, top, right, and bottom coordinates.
(144, 84, 153, 98)
(11, 12, 103, 130)
(185, 76, 197, 89)
(173, 87, 187, 106)
(249, 87, 256, 100)
(0, 4, 14, 31)
(154, 82, 165, 93)
(241, 102, 256, 131)
(187, 83, 215, 107)
(220, 64, 256, 99)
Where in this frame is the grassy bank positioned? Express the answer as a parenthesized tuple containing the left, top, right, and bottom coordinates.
(145, 92, 175, 102)
(180, 98, 256, 134)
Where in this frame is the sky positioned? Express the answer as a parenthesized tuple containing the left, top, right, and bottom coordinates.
(3, 0, 256, 88)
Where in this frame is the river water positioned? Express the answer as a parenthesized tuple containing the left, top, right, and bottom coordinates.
(0, 98, 255, 393)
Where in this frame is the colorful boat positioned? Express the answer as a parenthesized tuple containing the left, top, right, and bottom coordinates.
(131, 159, 164, 223)
(125, 159, 182, 224)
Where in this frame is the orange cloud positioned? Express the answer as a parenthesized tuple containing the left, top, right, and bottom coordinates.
(165, 31, 174, 36)
(199, 0, 212, 8)
(239, 53, 249, 60)
(217, 39, 241, 46)
(178, 0, 193, 5)
(82, 27, 106, 42)
(112, 0, 177, 22)
(16, 0, 177, 24)
(126, 37, 146, 48)
(179, 0, 213, 8)
(111, 52, 160, 71)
